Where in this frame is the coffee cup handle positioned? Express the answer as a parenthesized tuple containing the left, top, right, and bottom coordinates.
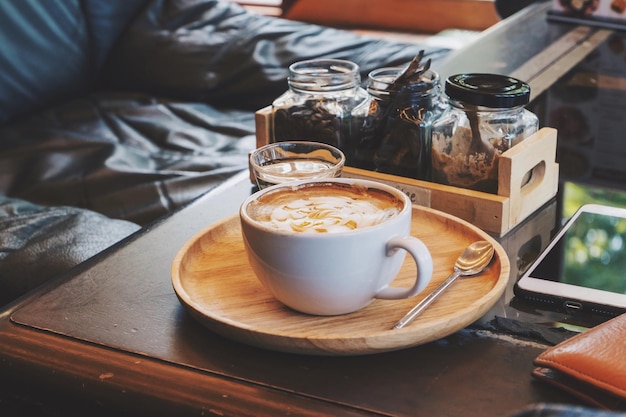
(375, 236, 433, 299)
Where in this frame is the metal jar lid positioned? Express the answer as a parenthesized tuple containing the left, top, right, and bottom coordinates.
(445, 73, 530, 108)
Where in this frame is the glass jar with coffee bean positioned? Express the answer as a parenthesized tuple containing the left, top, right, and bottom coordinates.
(271, 59, 370, 156)
(353, 53, 446, 180)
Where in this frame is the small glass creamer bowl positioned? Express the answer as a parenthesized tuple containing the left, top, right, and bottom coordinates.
(250, 141, 345, 190)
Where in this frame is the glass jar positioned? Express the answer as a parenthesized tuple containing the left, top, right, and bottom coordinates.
(431, 73, 538, 193)
(353, 67, 446, 180)
(271, 59, 370, 156)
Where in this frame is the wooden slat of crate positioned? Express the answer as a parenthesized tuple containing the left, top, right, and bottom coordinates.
(340, 166, 510, 233)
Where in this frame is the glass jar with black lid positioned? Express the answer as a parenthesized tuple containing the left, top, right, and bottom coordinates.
(431, 73, 538, 193)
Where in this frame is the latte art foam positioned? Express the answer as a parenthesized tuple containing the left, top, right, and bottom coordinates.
(246, 182, 404, 233)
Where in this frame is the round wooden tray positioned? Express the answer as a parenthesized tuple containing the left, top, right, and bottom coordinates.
(171, 205, 510, 356)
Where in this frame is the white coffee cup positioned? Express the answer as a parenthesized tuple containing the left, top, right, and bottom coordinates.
(239, 178, 433, 315)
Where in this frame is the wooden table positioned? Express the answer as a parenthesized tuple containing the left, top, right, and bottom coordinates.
(0, 4, 620, 416)
(0, 170, 576, 417)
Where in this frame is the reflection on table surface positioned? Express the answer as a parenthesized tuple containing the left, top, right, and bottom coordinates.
(503, 28, 626, 330)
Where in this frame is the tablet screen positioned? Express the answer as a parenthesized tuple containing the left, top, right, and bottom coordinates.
(530, 210, 626, 294)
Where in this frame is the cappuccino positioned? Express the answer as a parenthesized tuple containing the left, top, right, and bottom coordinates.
(246, 182, 403, 234)
(239, 178, 433, 315)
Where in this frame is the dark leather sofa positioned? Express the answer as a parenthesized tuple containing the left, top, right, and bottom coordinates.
(0, 0, 448, 306)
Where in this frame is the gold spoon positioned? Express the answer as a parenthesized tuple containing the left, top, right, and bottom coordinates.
(392, 240, 495, 330)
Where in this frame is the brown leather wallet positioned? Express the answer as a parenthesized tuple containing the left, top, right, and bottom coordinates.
(532, 313, 626, 410)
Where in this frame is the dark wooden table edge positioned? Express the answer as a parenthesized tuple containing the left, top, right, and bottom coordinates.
(0, 314, 390, 417)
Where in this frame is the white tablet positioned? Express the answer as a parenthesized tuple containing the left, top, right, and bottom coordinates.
(514, 203, 626, 316)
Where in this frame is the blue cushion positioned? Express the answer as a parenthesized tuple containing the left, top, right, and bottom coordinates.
(0, 0, 90, 123)
(82, 0, 148, 68)
(0, 0, 146, 124)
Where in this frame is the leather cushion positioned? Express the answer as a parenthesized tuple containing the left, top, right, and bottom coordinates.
(0, 0, 147, 124)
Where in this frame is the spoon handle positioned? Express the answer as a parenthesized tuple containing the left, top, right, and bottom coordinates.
(392, 270, 462, 329)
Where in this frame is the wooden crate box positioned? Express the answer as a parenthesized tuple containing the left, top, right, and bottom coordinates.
(254, 106, 559, 236)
